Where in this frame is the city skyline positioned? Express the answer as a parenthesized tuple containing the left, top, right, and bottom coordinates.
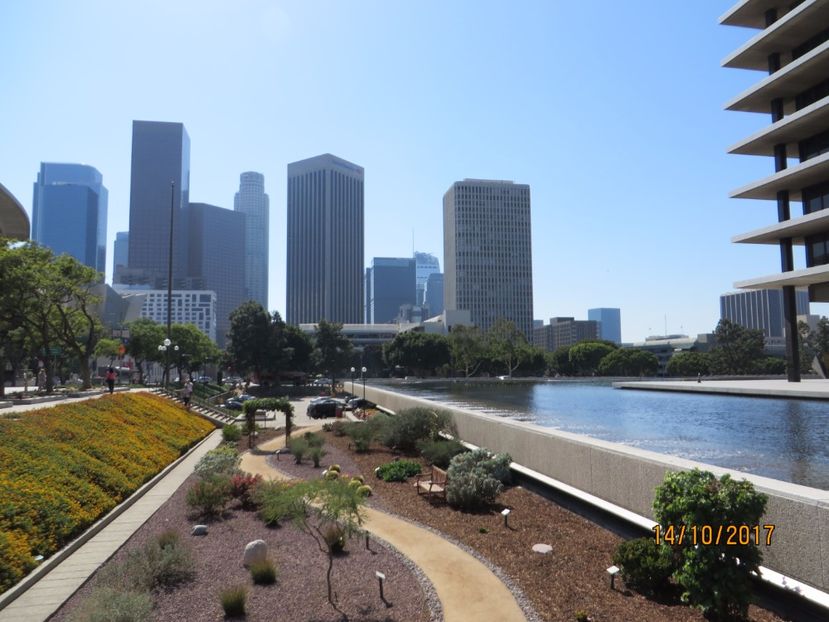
(6, 1, 829, 341)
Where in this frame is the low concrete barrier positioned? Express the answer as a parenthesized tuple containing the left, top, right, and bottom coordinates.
(349, 382, 829, 593)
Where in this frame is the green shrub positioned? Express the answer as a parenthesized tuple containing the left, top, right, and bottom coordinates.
(330, 420, 347, 436)
(381, 408, 454, 453)
(68, 587, 152, 622)
(612, 538, 674, 595)
(322, 523, 346, 553)
(376, 460, 422, 482)
(288, 437, 309, 464)
(308, 446, 326, 468)
(446, 448, 511, 510)
(574, 611, 590, 622)
(222, 424, 242, 443)
(229, 473, 263, 509)
(653, 469, 768, 620)
(155, 528, 180, 550)
(98, 533, 195, 591)
(418, 438, 467, 469)
(344, 421, 374, 452)
(220, 585, 246, 617)
(356, 485, 372, 498)
(303, 431, 324, 447)
(321, 422, 334, 432)
(194, 445, 240, 479)
(249, 559, 277, 585)
(256, 481, 305, 527)
(186, 475, 232, 517)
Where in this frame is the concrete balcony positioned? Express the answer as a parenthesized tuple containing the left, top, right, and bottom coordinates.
(728, 95, 829, 156)
(730, 150, 829, 200)
(732, 209, 829, 244)
(735, 263, 829, 289)
(725, 39, 829, 113)
(723, 0, 829, 71)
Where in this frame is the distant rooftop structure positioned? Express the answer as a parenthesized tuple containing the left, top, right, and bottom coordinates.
(0, 182, 29, 240)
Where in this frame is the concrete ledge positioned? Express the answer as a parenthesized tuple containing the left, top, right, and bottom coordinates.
(350, 381, 829, 594)
(615, 379, 829, 401)
(9, 395, 68, 405)
(0, 429, 219, 612)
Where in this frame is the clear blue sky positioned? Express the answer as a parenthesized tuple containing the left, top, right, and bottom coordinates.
(2, 1, 819, 342)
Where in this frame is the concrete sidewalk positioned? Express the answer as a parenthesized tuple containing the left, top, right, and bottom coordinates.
(241, 432, 528, 622)
(614, 377, 829, 400)
(0, 429, 223, 622)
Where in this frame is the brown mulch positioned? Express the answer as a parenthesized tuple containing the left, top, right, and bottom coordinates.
(322, 432, 792, 622)
(50, 470, 431, 622)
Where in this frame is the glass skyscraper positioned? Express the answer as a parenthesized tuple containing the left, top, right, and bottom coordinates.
(367, 257, 416, 323)
(234, 172, 269, 310)
(127, 120, 190, 288)
(587, 308, 622, 344)
(32, 163, 108, 273)
(113, 231, 129, 284)
(414, 251, 440, 306)
(286, 154, 364, 324)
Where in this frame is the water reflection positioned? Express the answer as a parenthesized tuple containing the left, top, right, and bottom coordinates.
(394, 381, 829, 490)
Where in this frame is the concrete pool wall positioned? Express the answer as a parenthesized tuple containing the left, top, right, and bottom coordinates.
(348, 382, 829, 593)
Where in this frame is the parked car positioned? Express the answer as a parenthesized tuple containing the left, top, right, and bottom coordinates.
(306, 398, 345, 419)
(345, 398, 375, 411)
(222, 394, 255, 410)
(197, 375, 212, 384)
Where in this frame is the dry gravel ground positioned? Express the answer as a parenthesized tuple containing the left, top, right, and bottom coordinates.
(50, 465, 431, 622)
(306, 431, 795, 622)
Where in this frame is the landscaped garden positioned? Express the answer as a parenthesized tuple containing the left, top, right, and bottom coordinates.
(0, 392, 214, 592)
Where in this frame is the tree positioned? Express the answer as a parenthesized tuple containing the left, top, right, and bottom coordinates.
(312, 320, 352, 387)
(170, 322, 220, 381)
(654, 469, 767, 620)
(568, 341, 616, 376)
(94, 338, 121, 364)
(383, 331, 450, 376)
(547, 346, 575, 376)
(125, 318, 166, 384)
(666, 351, 710, 377)
(486, 319, 531, 377)
(799, 317, 829, 372)
(448, 325, 485, 377)
(708, 319, 765, 375)
(226, 301, 272, 381)
(597, 348, 658, 377)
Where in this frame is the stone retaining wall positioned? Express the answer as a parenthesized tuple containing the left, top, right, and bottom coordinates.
(350, 382, 829, 592)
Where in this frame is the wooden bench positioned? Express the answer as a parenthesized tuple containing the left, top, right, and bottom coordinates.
(415, 466, 447, 501)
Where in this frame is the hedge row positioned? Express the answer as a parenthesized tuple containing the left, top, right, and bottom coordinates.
(0, 392, 214, 592)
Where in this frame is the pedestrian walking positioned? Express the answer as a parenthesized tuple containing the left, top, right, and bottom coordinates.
(105, 367, 117, 394)
(36, 368, 46, 392)
(183, 379, 194, 410)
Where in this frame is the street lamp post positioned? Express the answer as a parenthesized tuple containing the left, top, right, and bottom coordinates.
(361, 366, 367, 400)
(157, 338, 179, 388)
(350, 367, 356, 393)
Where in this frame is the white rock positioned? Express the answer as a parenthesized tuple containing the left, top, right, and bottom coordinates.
(191, 524, 208, 536)
(243, 539, 268, 566)
(532, 543, 552, 554)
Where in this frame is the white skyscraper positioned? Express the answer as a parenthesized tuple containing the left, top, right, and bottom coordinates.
(444, 179, 533, 338)
(234, 171, 269, 310)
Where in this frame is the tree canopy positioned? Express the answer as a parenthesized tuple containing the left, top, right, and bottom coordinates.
(383, 331, 450, 376)
(708, 319, 765, 375)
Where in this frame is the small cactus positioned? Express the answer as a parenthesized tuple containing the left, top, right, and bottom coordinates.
(356, 484, 372, 497)
(351, 474, 365, 484)
(348, 479, 362, 490)
(324, 470, 340, 481)
(328, 464, 341, 473)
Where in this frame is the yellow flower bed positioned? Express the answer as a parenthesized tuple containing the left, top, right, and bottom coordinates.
(0, 392, 214, 592)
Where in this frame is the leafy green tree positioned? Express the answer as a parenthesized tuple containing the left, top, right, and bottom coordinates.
(226, 301, 272, 380)
(597, 348, 658, 376)
(383, 331, 450, 376)
(568, 341, 616, 376)
(799, 317, 829, 372)
(665, 351, 710, 377)
(520, 346, 548, 376)
(708, 319, 765, 375)
(124, 318, 166, 384)
(94, 338, 121, 363)
(486, 319, 531, 377)
(448, 325, 485, 377)
(654, 469, 767, 620)
(312, 320, 352, 387)
(170, 322, 220, 381)
(547, 346, 575, 376)
(281, 322, 313, 372)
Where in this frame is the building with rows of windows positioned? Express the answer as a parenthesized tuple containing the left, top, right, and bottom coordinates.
(724, 0, 829, 381)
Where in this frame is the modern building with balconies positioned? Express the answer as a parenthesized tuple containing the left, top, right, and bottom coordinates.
(723, 0, 829, 381)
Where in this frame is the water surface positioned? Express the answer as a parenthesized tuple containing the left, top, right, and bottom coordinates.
(391, 381, 829, 490)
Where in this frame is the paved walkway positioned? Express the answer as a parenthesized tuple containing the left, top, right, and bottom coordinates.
(614, 377, 829, 400)
(241, 432, 528, 622)
(0, 429, 223, 622)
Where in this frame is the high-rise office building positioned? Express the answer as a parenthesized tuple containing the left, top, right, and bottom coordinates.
(414, 251, 440, 306)
(588, 308, 622, 344)
(425, 272, 444, 317)
(533, 317, 599, 352)
(234, 172, 269, 310)
(367, 257, 416, 323)
(723, 1, 829, 381)
(188, 202, 246, 347)
(113, 231, 129, 284)
(114, 286, 217, 342)
(286, 154, 364, 324)
(443, 179, 533, 337)
(720, 289, 809, 339)
(126, 121, 190, 288)
(32, 163, 108, 273)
